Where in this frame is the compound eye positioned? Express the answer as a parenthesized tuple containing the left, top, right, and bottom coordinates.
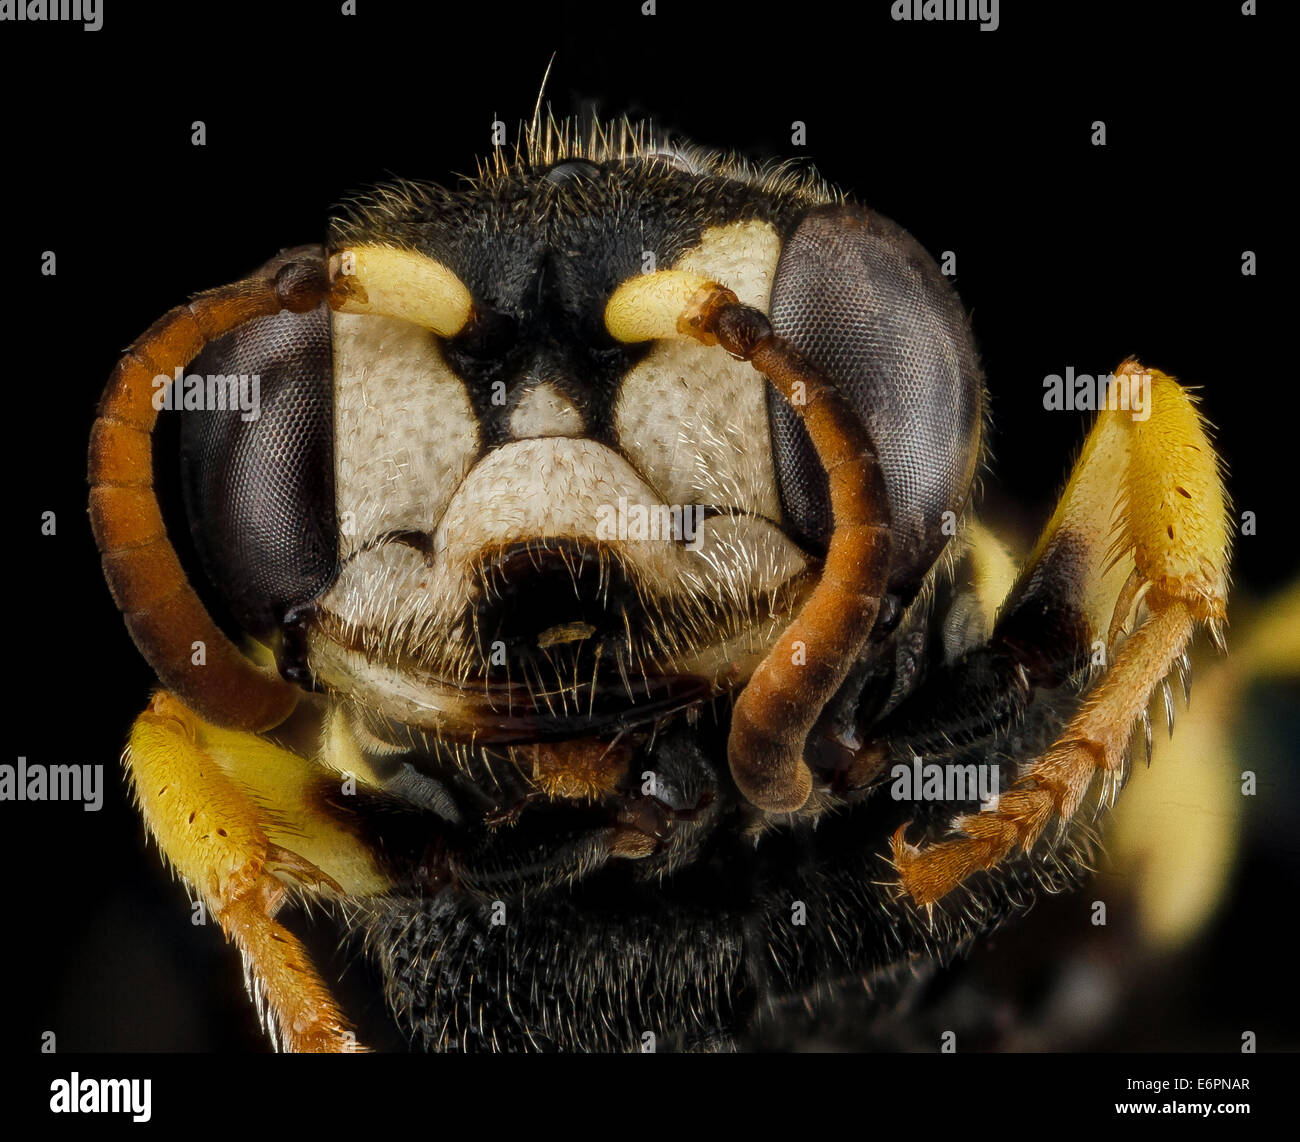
(179, 304, 336, 636)
(766, 204, 983, 597)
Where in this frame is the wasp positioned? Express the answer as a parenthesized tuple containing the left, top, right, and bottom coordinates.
(89, 117, 1230, 1051)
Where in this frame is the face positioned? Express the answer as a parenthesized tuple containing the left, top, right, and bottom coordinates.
(102, 125, 1046, 1052)
(314, 166, 816, 749)
(181, 138, 980, 752)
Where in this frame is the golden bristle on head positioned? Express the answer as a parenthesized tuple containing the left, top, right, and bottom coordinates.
(330, 108, 837, 248)
(490, 106, 837, 198)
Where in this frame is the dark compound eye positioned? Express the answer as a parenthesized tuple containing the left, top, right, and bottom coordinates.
(178, 304, 337, 637)
(766, 204, 983, 600)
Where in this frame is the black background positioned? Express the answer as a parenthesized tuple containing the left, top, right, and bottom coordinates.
(3, 0, 1294, 1061)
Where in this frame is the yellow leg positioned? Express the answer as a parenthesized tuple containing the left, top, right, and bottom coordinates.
(125, 692, 388, 1051)
(892, 361, 1231, 906)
